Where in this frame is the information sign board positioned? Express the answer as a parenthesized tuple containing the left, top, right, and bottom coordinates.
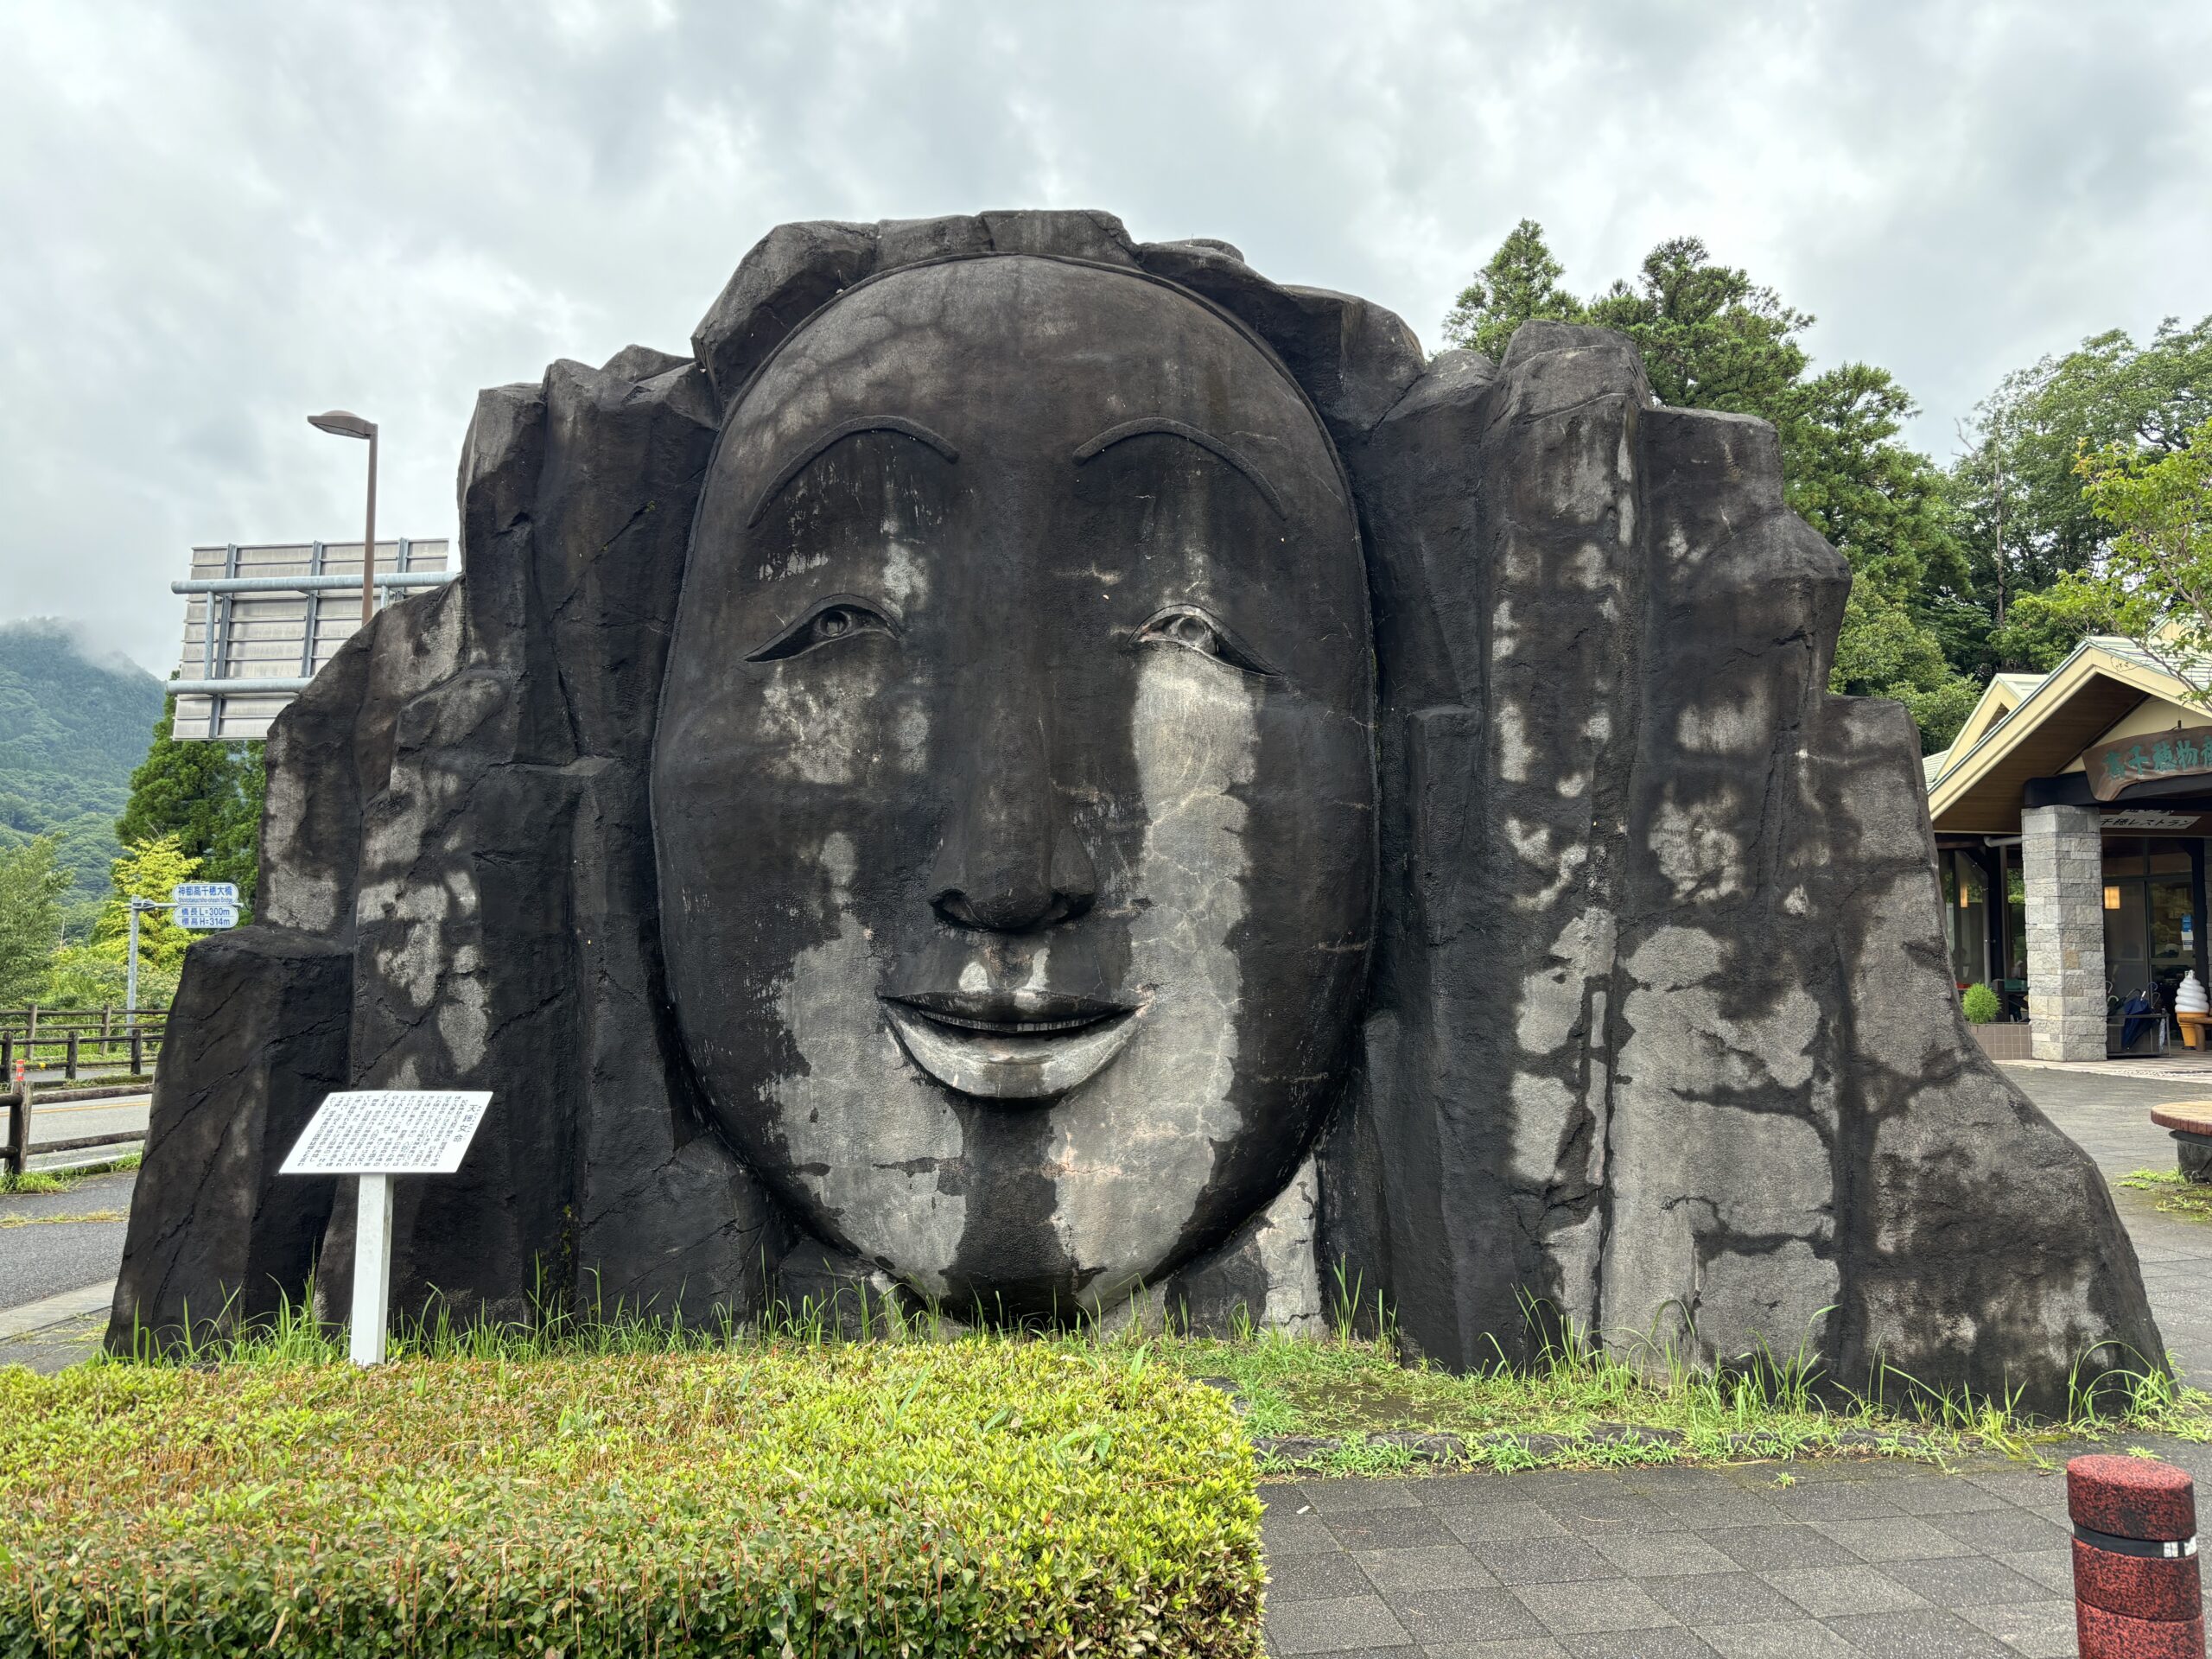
(173, 903, 239, 930)
(171, 881, 239, 903)
(280, 1090, 494, 1176)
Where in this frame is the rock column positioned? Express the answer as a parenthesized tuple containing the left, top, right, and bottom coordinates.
(2023, 804, 2107, 1061)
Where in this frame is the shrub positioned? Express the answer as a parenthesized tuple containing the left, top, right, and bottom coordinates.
(0, 1343, 1262, 1657)
(1961, 982, 2001, 1025)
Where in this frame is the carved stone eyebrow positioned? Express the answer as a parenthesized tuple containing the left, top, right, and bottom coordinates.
(745, 416, 959, 526)
(1071, 418, 1287, 519)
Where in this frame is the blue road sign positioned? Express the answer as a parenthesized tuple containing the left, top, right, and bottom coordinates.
(172, 881, 239, 904)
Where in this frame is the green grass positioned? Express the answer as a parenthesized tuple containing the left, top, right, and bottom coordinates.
(2120, 1166, 2212, 1222)
(1, 1340, 1261, 1658)
(92, 1274, 2212, 1484)
(0, 1148, 141, 1195)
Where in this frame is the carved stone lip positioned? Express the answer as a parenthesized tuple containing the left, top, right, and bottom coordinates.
(880, 990, 1143, 1101)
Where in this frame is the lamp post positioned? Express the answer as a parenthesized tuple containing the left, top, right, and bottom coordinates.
(308, 410, 378, 625)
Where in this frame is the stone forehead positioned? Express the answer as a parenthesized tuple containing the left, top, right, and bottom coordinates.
(726, 256, 1338, 464)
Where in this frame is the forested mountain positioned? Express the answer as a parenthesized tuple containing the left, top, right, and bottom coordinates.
(0, 620, 164, 904)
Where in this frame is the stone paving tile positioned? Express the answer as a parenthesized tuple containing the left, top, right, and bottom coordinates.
(1299, 1476, 1425, 1513)
(1922, 1505, 2071, 1554)
(1637, 1572, 1802, 1629)
(1821, 1607, 2014, 1656)
(1471, 1536, 1623, 1585)
(1510, 1580, 1679, 1636)
(1958, 1598, 2079, 1659)
(1586, 1531, 1739, 1579)
(1701, 1522, 1862, 1572)
(1808, 1515, 1977, 1560)
(1556, 1630, 1719, 1656)
(1356, 1542, 1499, 1592)
(1699, 1622, 1859, 1658)
(1263, 1505, 1341, 1558)
(1879, 1476, 2013, 1516)
(1993, 1546, 2073, 1595)
(1759, 1562, 1927, 1618)
(1424, 1641, 1571, 1659)
(1324, 1505, 1460, 1551)
(1757, 1481, 1908, 1522)
(1385, 1584, 1551, 1646)
(1878, 1551, 2053, 1609)
(1265, 1592, 1414, 1654)
(1265, 1550, 1375, 1605)
(1538, 1491, 1681, 1538)
(1437, 1499, 1572, 1542)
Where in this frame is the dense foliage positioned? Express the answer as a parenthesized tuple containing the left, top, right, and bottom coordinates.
(115, 700, 264, 909)
(0, 836, 70, 1007)
(0, 621, 163, 906)
(1442, 225, 2212, 753)
(0, 1344, 1262, 1658)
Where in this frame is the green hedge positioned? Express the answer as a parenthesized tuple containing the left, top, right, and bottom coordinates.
(0, 1343, 1262, 1657)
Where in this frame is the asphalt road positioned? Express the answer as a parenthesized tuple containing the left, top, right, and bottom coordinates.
(0, 1169, 137, 1310)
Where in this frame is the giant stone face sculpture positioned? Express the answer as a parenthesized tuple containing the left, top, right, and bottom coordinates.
(655, 257, 1373, 1315)
(112, 211, 2163, 1412)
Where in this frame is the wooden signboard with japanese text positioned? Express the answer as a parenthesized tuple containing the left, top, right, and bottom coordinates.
(2087, 725, 2212, 802)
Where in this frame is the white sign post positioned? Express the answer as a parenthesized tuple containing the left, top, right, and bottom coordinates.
(279, 1090, 493, 1365)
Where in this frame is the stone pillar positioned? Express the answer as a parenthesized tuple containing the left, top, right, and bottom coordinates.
(2023, 804, 2107, 1061)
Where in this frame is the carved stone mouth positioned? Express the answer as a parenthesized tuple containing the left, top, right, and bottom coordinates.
(882, 990, 1141, 1100)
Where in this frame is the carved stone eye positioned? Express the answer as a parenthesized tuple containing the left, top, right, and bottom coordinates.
(747, 596, 897, 662)
(1135, 605, 1270, 675)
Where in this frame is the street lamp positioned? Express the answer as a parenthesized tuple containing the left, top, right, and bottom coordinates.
(308, 409, 378, 625)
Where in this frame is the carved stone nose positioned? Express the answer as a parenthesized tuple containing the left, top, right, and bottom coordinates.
(930, 821, 1096, 932)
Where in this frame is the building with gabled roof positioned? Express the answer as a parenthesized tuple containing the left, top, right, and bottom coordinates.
(1928, 633, 2212, 1059)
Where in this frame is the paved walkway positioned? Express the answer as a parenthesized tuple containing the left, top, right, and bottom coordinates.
(1256, 1064, 2212, 1656)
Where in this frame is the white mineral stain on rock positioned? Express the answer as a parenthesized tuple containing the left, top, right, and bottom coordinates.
(770, 831, 963, 1293)
(1603, 925, 1835, 1366)
(1675, 686, 1772, 755)
(1495, 704, 1532, 783)
(1255, 1157, 1324, 1335)
(1649, 795, 1744, 901)
(1049, 647, 1255, 1308)
(1516, 909, 1618, 1056)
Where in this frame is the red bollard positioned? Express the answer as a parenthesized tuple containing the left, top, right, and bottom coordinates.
(2070, 1454, 2205, 1658)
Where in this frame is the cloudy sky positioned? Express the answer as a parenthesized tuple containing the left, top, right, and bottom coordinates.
(4, 0, 2209, 674)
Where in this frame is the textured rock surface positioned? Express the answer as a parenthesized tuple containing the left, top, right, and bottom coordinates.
(112, 213, 2160, 1408)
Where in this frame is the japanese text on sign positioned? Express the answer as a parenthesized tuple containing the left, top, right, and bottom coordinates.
(173, 904, 238, 930)
(2088, 724, 2212, 802)
(279, 1091, 493, 1176)
(171, 881, 239, 903)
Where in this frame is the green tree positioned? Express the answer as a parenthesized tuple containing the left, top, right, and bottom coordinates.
(41, 836, 203, 1012)
(1441, 222, 1976, 748)
(1829, 586, 1981, 748)
(1581, 236, 1811, 416)
(1954, 316, 2212, 646)
(0, 836, 69, 1007)
(1440, 219, 1585, 360)
(1986, 569, 2121, 673)
(2074, 415, 2212, 698)
(115, 697, 264, 910)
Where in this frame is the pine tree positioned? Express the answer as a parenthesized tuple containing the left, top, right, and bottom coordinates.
(1440, 219, 1584, 360)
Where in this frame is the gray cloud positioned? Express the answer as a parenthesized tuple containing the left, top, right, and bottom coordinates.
(4, 0, 2208, 673)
